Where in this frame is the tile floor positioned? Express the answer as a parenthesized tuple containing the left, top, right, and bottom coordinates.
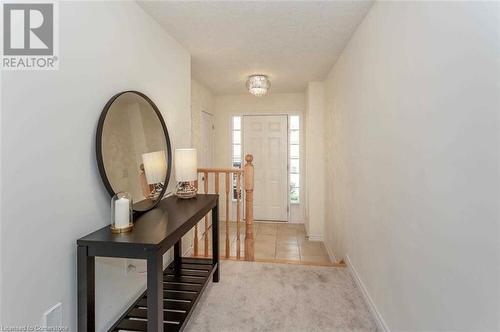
(193, 221, 332, 266)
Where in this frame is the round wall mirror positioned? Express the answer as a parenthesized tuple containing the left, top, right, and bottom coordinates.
(96, 91, 172, 212)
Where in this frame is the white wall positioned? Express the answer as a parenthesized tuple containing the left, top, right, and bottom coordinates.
(324, 1, 499, 330)
(1, 2, 191, 330)
(213, 93, 306, 223)
(305, 82, 326, 239)
(191, 79, 215, 154)
(0, 69, 3, 326)
(190, 79, 215, 242)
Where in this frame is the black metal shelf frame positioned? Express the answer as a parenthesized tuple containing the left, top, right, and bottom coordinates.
(110, 258, 216, 332)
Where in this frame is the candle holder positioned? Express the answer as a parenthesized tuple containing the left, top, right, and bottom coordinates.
(110, 192, 133, 233)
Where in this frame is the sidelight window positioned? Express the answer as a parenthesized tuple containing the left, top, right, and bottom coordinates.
(289, 115, 300, 204)
(231, 116, 242, 200)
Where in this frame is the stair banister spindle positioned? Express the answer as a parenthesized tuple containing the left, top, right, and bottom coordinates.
(236, 172, 242, 259)
(215, 172, 220, 194)
(225, 172, 230, 258)
(204, 171, 209, 257)
(194, 180, 199, 256)
(244, 154, 254, 261)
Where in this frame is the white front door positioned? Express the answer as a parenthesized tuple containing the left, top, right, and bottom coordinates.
(243, 115, 288, 221)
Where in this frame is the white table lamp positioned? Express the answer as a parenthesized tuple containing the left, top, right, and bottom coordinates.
(142, 150, 167, 199)
(175, 148, 198, 199)
(142, 150, 167, 185)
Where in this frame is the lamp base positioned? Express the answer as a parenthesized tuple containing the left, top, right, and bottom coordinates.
(176, 182, 197, 199)
(147, 183, 164, 200)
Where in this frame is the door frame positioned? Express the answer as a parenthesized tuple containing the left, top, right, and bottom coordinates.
(241, 114, 290, 222)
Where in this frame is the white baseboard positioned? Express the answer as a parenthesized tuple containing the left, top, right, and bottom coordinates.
(323, 240, 338, 263)
(307, 234, 323, 241)
(345, 255, 390, 332)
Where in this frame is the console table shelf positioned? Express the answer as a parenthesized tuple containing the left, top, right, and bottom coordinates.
(111, 258, 216, 332)
(77, 194, 219, 332)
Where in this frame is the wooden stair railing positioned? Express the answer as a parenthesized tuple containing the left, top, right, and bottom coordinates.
(193, 154, 254, 261)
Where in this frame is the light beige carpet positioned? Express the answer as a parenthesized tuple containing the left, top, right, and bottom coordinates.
(185, 260, 378, 332)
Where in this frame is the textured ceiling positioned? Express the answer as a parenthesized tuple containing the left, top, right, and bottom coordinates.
(138, 1, 373, 95)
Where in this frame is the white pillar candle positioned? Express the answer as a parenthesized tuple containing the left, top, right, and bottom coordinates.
(114, 197, 130, 229)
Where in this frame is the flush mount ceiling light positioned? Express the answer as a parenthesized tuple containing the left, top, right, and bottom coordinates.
(246, 75, 270, 97)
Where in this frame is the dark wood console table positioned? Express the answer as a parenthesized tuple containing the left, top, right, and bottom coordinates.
(77, 194, 219, 332)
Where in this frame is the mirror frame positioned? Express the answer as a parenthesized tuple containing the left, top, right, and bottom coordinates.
(96, 90, 172, 212)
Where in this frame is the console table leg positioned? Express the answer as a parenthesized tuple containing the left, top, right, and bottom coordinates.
(212, 204, 220, 282)
(147, 253, 163, 332)
(77, 246, 94, 332)
(174, 239, 182, 271)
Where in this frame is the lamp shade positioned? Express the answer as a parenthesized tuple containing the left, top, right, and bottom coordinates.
(142, 150, 167, 185)
(175, 148, 197, 182)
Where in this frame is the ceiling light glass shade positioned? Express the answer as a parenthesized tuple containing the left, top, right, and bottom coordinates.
(246, 75, 270, 97)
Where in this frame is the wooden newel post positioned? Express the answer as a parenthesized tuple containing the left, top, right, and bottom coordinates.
(244, 154, 255, 261)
